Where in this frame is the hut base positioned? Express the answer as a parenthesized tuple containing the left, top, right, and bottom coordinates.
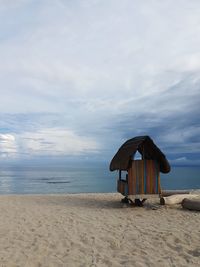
(121, 196, 147, 207)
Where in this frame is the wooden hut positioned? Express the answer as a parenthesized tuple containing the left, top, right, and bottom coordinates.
(109, 136, 170, 204)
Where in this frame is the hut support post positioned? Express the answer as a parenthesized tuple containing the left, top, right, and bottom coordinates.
(142, 144, 145, 160)
(119, 170, 122, 180)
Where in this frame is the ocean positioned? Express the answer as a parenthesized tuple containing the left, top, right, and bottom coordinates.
(0, 163, 199, 194)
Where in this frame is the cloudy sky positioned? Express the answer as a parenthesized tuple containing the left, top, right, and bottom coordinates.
(0, 0, 200, 165)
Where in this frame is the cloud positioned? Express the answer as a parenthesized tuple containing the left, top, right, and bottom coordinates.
(0, 1, 200, 164)
(12, 128, 99, 158)
(0, 134, 15, 141)
(170, 156, 200, 166)
(0, 133, 17, 158)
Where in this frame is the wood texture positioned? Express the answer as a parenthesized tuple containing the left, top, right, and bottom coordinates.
(128, 160, 160, 195)
(182, 198, 200, 211)
(160, 190, 191, 197)
(160, 194, 199, 205)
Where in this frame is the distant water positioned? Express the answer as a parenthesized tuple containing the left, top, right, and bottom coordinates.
(160, 166, 200, 190)
(0, 164, 199, 194)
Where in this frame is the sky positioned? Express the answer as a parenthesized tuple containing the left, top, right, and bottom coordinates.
(0, 0, 200, 166)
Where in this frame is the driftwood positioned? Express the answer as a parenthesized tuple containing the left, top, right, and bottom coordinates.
(182, 198, 200, 211)
(160, 194, 199, 205)
(160, 190, 191, 197)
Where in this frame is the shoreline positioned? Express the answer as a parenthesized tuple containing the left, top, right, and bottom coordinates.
(0, 188, 199, 195)
(0, 193, 199, 266)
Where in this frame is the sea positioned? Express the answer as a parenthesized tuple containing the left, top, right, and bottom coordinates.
(0, 162, 199, 194)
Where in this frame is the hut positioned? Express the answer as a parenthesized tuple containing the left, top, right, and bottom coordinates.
(109, 136, 170, 205)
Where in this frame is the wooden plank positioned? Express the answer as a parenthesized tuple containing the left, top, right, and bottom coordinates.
(182, 198, 200, 211)
(160, 190, 191, 197)
(160, 194, 199, 205)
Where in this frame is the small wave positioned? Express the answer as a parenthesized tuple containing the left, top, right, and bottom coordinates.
(47, 181, 71, 184)
(40, 177, 69, 181)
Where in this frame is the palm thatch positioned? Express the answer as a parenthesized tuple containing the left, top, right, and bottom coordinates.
(109, 136, 170, 173)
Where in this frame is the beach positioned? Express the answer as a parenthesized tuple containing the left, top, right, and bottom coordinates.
(0, 193, 199, 267)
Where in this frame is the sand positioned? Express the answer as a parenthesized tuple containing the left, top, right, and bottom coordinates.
(0, 193, 199, 267)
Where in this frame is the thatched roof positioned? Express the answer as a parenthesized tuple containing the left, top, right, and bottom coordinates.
(109, 136, 170, 173)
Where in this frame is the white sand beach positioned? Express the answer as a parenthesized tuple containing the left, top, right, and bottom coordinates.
(0, 193, 199, 267)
